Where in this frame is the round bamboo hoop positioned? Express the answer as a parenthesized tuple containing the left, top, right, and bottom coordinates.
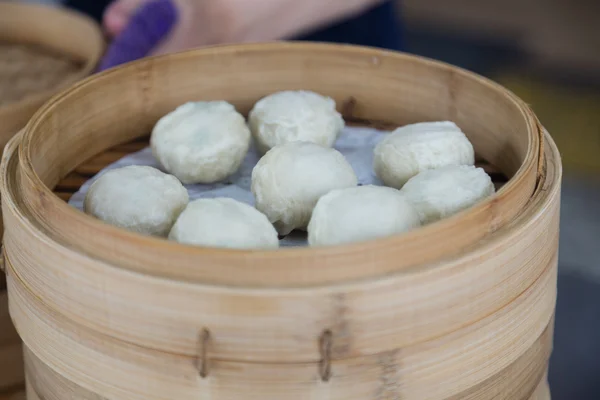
(0, 2, 104, 153)
(0, 43, 561, 399)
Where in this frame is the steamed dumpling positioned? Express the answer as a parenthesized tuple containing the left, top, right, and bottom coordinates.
(251, 141, 357, 235)
(249, 90, 345, 153)
(84, 165, 188, 236)
(374, 121, 475, 189)
(169, 198, 279, 250)
(308, 185, 421, 246)
(401, 165, 495, 224)
(151, 101, 251, 184)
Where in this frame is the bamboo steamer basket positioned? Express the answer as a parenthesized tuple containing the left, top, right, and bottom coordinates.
(0, 43, 561, 399)
(0, 3, 103, 392)
(0, 2, 104, 153)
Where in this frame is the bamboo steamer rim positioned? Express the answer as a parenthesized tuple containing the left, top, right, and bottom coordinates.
(17, 42, 544, 287)
(0, 2, 104, 117)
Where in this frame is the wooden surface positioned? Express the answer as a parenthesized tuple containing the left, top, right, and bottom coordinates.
(0, 44, 561, 399)
(6, 254, 557, 398)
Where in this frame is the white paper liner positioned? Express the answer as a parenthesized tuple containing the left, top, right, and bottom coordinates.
(69, 126, 390, 247)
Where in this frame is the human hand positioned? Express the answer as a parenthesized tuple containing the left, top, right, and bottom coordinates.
(99, 0, 384, 71)
(99, 0, 177, 71)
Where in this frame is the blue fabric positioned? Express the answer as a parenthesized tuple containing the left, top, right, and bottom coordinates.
(99, 0, 178, 71)
(65, 0, 402, 51)
(298, 1, 403, 50)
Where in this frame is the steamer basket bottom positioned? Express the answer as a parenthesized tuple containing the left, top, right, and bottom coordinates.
(22, 357, 552, 400)
(21, 314, 553, 400)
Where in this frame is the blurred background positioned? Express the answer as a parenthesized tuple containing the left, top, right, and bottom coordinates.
(4, 0, 600, 398)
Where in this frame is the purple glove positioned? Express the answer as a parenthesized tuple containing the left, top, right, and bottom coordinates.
(98, 0, 179, 72)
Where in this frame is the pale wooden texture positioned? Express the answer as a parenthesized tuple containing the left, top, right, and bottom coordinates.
(17, 43, 543, 287)
(5, 257, 557, 399)
(22, 321, 553, 400)
(1, 197, 559, 363)
(0, 2, 104, 153)
(0, 44, 561, 399)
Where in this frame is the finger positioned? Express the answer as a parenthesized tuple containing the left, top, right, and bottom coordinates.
(98, 0, 179, 71)
(103, 0, 148, 37)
